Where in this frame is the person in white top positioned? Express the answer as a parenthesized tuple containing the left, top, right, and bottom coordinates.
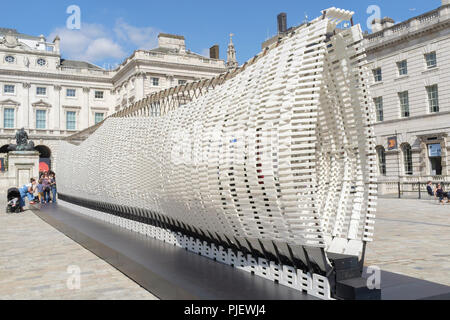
(18, 178, 37, 210)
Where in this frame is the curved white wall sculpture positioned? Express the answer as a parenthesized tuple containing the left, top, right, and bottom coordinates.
(57, 8, 377, 281)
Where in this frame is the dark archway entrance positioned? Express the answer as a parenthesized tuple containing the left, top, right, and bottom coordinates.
(35, 145, 52, 172)
(0, 145, 9, 154)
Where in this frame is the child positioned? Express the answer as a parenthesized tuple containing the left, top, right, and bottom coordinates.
(37, 179, 45, 204)
(42, 173, 51, 203)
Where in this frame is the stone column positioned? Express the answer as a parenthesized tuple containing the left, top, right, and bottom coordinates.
(135, 72, 146, 101)
(124, 83, 129, 109)
(54, 85, 62, 132)
(167, 75, 174, 89)
(22, 83, 31, 130)
(419, 140, 428, 177)
(82, 87, 90, 129)
(441, 136, 448, 176)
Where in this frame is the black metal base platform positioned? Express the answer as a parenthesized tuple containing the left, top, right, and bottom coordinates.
(33, 203, 450, 300)
(33, 203, 315, 300)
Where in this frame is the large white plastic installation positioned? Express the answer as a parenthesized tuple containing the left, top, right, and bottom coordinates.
(57, 8, 377, 299)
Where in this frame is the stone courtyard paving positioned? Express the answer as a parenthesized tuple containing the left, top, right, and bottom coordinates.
(365, 198, 450, 286)
(0, 197, 448, 300)
(0, 201, 158, 300)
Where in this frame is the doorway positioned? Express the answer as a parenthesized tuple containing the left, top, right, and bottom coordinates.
(428, 144, 442, 176)
(34, 145, 52, 172)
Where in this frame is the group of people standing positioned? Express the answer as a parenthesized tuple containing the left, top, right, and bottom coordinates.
(36, 171, 57, 204)
(18, 171, 57, 208)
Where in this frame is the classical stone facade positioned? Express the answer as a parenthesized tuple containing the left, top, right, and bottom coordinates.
(0, 29, 228, 172)
(112, 34, 227, 111)
(363, 1, 450, 193)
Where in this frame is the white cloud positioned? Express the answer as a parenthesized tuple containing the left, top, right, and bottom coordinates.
(84, 38, 125, 61)
(49, 23, 127, 63)
(48, 20, 161, 65)
(114, 18, 160, 50)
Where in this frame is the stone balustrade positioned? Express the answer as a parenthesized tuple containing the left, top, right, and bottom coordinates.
(128, 50, 225, 69)
(59, 67, 113, 77)
(378, 175, 449, 183)
(364, 5, 450, 48)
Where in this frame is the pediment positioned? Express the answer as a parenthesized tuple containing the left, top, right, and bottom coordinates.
(1, 34, 19, 48)
(91, 107, 109, 111)
(0, 34, 32, 51)
(32, 99, 52, 108)
(62, 105, 81, 110)
(0, 99, 20, 106)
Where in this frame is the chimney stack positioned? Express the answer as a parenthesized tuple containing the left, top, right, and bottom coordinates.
(381, 17, 395, 29)
(277, 13, 287, 34)
(371, 18, 383, 33)
(210, 45, 219, 59)
(371, 17, 395, 33)
(53, 35, 60, 54)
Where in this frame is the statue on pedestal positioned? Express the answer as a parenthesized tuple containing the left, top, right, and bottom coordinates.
(8, 128, 35, 152)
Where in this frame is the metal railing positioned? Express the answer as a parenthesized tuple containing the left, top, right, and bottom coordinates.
(379, 181, 449, 199)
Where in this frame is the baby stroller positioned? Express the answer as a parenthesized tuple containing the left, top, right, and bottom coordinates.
(7, 188, 22, 213)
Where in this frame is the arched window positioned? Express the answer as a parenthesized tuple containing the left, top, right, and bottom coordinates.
(402, 144, 413, 175)
(35, 145, 52, 159)
(377, 147, 386, 176)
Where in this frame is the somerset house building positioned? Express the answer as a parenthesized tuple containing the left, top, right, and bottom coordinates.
(364, 0, 450, 194)
(0, 29, 227, 171)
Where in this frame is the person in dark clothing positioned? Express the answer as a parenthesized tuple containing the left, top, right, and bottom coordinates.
(426, 181, 435, 197)
(435, 184, 449, 204)
(42, 173, 51, 203)
(49, 172, 57, 203)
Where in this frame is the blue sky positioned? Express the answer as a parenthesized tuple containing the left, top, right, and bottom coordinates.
(0, 0, 442, 69)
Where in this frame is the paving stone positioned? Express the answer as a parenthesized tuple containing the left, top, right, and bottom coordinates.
(0, 201, 158, 300)
(1, 197, 447, 299)
(365, 198, 450, 286)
